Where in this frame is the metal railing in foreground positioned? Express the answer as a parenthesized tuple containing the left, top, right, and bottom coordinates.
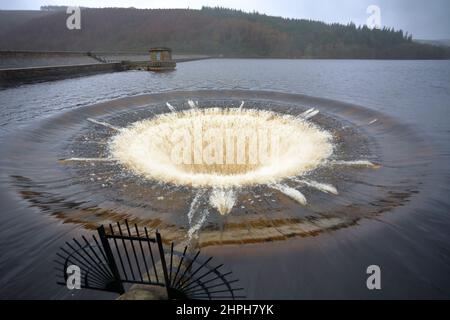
(56, 220, 244, 300)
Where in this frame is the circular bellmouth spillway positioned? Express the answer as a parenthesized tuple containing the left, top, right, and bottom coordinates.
(1, 90, 431, 248)
(110, 108, 333, 188)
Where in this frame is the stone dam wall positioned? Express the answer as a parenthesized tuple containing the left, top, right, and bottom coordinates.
(0, 51, 211, 87)
(0, 62, 125, 87)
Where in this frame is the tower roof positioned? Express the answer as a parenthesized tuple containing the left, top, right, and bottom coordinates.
(149, 47, 172, 52)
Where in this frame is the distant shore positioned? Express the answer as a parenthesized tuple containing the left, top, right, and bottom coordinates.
(0, 50, 211, 69)
(2, 50, 449, 87)
(0, 51, 212, 87)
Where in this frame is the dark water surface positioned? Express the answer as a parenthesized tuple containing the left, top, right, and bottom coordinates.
(0, 59, 449, 299)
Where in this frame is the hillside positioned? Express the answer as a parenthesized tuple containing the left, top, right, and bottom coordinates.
(416, 39, 450, 48)
(0, 10, 54, 36)
(0, 6, 449, 59)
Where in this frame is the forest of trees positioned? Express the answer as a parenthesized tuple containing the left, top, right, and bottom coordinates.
(0, 6, 449, 59)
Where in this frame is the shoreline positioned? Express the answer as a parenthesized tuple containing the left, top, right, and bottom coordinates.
(0, 52, 212, 87)
(1, 52, 449, 88)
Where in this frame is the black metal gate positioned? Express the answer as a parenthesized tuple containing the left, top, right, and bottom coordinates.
(56, 220, 244, 300)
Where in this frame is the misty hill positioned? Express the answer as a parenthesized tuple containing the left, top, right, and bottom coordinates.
(0, 6, 449, 59)
(0, 10, 54, 36)
(416, 39, 450, 48)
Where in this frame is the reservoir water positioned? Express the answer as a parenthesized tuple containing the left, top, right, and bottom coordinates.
(0, 59, 449, 299)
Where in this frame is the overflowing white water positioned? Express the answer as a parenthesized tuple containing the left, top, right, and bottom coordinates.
(299, 108, 320, 120)
(75, 104, 381, 240)
(186, 190, 210, 241)
(329, 160, 379, 168)
(110, 108, 334, 188)
(59, 157, 115, 163)
(187, 189, 207, 224)
(187, 208, 209, 241)
(271, 184, 307, 205)
(292, 178, 338, 195)
(188, 100, 198, 109)
(166, 102, 176, 112)
(209, 188, 237, 216)
(87, 118, 121, 131)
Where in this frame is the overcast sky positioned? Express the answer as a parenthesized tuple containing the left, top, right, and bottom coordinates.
(1, 0, 449, 39)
